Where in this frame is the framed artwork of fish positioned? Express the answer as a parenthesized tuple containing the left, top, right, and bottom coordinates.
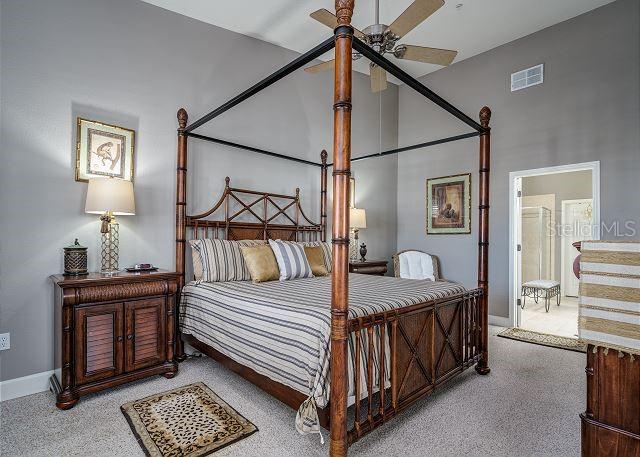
(75, 118, 135, 182)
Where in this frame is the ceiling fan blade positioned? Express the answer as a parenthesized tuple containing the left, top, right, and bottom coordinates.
(395, 44, 457, 66)
(388, 0, 444, 39)
(310, 9, 366, 39)
(370, 63, 388, 93)
(304, 59, 335, 74)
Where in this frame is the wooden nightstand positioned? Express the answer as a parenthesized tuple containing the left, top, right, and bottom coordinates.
(349, 260, 388, 276)
(50, 270, 180, 410)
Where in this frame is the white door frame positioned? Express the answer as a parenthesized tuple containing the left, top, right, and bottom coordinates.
(561, 198, 594, 297)
(508, 161, 600, 328)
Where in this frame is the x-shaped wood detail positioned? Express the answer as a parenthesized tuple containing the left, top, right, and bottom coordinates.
(434, 304, 462, 376)
(266, 197, 297, 225)
(397, 314, 432, 397)
(228, 193, 264, 222)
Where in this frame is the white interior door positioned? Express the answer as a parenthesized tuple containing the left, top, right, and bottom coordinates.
(515, 178, 523, 326)
(561, 199, 594, 297)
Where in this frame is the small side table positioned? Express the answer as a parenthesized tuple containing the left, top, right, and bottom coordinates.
(50, 270, 180, 409)
(349, 260, 388, 276)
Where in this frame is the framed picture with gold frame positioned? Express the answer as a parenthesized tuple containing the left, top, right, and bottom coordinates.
(426, 173, 471, 234)
(75, 118, 135, 182)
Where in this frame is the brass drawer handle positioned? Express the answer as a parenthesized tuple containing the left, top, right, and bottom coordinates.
(127, 334, 134, 341)
(117, 336, 123, 342)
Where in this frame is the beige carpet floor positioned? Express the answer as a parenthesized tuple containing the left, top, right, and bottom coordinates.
(0, 327, 585, 456)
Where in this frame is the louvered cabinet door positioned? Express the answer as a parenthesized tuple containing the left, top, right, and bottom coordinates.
(75, 303, 124, 385)
(124, 298, 166, 372)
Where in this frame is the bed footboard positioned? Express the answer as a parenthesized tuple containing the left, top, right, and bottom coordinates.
(347, 289, 483, 445)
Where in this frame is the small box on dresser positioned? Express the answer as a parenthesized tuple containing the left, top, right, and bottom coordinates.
(50, 270, 180, 410)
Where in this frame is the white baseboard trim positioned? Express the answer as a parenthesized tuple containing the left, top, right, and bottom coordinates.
(489, 314, 511, 328)
(0, 369, 60, 402)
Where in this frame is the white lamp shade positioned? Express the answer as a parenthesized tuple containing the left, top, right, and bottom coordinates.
(85, 178, 135, 215)
(350, 207, 367, 229)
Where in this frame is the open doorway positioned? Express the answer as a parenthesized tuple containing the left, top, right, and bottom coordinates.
(509, 162, 600, 339)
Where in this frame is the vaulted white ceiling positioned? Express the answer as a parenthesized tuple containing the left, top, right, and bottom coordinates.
(142, 0, 615, 82)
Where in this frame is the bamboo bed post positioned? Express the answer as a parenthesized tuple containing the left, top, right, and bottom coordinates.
(475, 106, 491, 375)
(320, 149, 328, 242)
(175, 107, 188, 361)
(330, 1, 354, 455)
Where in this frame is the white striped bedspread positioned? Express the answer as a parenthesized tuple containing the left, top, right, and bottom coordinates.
(179, 274, 466, 409)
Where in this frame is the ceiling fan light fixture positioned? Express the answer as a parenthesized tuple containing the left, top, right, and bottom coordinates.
(307, 0, 456, 91)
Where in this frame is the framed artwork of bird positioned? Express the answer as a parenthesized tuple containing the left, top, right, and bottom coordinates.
(75, 118, 135, 182)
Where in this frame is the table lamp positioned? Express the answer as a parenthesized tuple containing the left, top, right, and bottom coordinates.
(85, 177, 135, 273)
(349, 207, 366, 261)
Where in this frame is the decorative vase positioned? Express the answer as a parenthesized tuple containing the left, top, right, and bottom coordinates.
(359, 243, 367, 262)
(572, 241, 582, 279)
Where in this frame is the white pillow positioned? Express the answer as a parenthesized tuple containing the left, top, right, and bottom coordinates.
(399, 251, 435, 281)
(269, 239, 314, 281)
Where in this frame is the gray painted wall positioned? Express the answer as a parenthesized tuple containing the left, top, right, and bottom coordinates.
(522, 170, 593, 281)
(397, 0, 639, 319)
(0, 0, 397, 382)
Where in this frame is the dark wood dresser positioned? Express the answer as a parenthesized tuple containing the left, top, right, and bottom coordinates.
(581, 345, 639, 456)
(349, 260, 388, 276)
(50, 270, 180, 409)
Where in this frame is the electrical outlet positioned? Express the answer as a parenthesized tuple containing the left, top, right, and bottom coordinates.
(0, 333, 10, 351)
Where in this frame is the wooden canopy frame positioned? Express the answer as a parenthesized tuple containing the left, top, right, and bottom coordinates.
(175, 2, 491, 455)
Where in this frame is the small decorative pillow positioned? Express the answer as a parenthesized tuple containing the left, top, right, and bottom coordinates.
(240, 244, 280, 283)
(269, 239, 314, 281)
(304, 246, 329, 277)
(189, 239, 266, 283)
(300, 241, 332, 273)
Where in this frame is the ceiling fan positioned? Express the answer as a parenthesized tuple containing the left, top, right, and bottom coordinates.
(305, 0, 457, 92)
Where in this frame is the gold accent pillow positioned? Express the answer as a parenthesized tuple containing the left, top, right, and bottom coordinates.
(304, 246, 329, 277)
(240, 244, 280, 283)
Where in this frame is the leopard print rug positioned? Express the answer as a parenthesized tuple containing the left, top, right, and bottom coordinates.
(121, 383, 257, 456)
(498, 327, 587, 353)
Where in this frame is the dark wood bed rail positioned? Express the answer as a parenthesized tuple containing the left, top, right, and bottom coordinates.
(180, 285, 483, 448)
(346, 289, 483, 445)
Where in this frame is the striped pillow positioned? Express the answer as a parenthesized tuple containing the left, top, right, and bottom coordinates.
(189, 239, 266, 283)
(299, 241, 332, 273)
(269, 239, 314, 281)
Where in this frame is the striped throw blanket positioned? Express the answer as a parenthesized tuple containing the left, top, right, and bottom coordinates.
(180, 274, 465, 408)
(579, 241, 640, 355)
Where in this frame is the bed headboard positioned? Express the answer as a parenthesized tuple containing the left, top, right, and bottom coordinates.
(175, 112, 329, 292)
(186, 177, 323, 242)
(178, 176, 326, 285)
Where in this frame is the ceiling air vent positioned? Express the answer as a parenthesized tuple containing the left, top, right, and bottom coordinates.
(511, 64, 544, 92)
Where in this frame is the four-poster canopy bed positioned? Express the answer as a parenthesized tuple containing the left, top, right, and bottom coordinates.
(174, 1, 491, 455)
